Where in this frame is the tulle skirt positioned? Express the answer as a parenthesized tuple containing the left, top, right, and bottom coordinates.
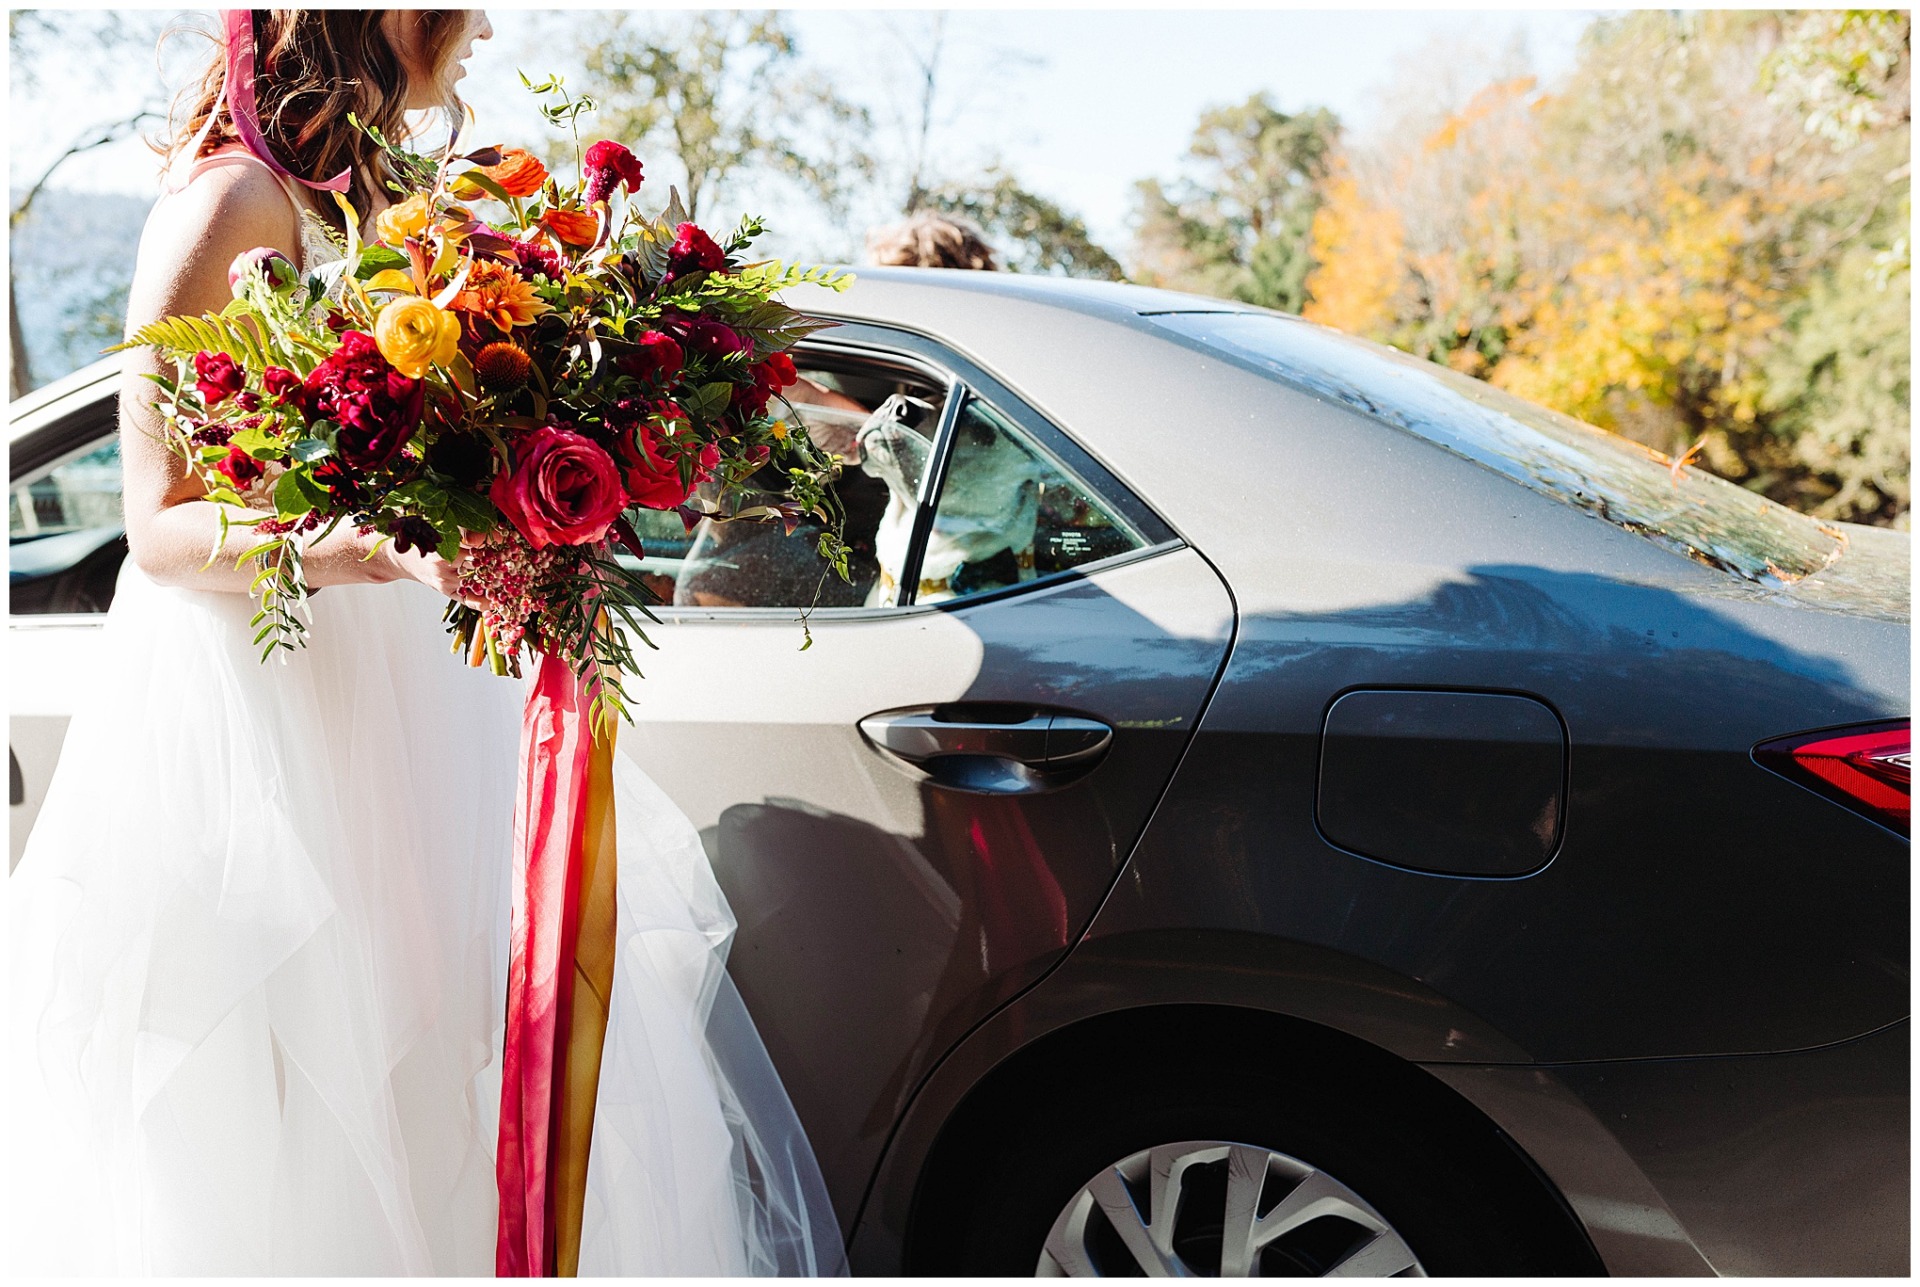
(7, 562, 842, 1276)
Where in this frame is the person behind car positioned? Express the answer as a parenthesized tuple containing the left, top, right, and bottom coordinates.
(865, 210, 1003, 272)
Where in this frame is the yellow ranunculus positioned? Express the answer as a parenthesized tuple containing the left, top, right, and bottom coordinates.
(375, 296, 461, 378)
(375, 193, 433, 247)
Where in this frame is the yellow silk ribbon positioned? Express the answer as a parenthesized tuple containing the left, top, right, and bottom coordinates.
(551, 721, 618, 1276)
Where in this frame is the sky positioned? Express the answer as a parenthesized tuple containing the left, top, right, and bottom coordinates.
(9, 6, 1599, 261)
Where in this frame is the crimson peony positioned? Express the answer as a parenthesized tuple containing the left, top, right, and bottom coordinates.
(292, 331, 425, 469)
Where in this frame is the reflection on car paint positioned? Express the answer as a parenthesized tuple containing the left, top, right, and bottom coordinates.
(1151, 312, 1844, 585)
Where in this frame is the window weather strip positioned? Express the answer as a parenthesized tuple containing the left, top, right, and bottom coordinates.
(897, 383, 969, 608)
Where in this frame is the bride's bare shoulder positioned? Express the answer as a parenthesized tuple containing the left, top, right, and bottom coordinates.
(133, 155, 302, 317)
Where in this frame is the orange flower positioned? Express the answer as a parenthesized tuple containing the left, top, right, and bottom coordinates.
(449, 260, 550, 334)
(476, 147, 548, 198)
(540, 208, 600, 247)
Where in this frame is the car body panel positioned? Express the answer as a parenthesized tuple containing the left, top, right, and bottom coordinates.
(620, 544, 1234, 1225)
(1430, 1020, 1910, 1277)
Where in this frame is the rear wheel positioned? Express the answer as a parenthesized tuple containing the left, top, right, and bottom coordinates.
(1038, 1139, 1424, 1277)
(911, 1033, 1596, 1277)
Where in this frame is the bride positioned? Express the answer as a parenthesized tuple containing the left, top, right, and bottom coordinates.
(7, 9, 843, 1276)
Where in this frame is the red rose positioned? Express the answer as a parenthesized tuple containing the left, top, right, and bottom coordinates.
(262, 366, 302, 402)
(738, 351, 800, 416)
(296, 331, 425, 469)
(620, 330, 684, 386)
(583, 140, 644, 206)
(193, 351, 245, 406)
(212, 446, 265, 487)
(490, 424, 627, 549)
(667, 222, 726, 277)
(759, 351, 798, 388)
(611, 402, 716, 511)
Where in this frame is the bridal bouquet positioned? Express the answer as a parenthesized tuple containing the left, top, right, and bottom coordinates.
(122, 82, 850, 728)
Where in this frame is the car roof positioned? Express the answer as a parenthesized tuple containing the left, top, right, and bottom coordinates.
(783, 266, 1263, 335)
(9, 355, 123, 441)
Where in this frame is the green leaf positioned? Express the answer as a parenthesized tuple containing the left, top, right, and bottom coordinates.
(353, 245, 410, 278)
(274, 468, 317, 518)
(443, 486, 499, 533)
(683, 380, 734, 418)
(229, 426, 285, 459)
(287, 438, 331, 464)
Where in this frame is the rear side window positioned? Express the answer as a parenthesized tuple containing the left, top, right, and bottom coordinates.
(1151, 311, 1843, 584)
(907, 396, 1153, 606)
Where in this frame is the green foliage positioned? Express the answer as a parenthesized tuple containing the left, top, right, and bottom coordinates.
(576, 11, 874, 222)
(114, 307, 270, 369)
(1131, 95, 1340, 312)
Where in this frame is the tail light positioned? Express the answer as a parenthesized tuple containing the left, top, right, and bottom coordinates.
(1754, 720, 1909, 836)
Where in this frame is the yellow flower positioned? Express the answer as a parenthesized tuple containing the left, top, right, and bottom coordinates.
(375, 193, 434, 247)
(374, 296, 461, 378)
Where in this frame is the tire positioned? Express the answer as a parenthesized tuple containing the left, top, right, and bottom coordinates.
(912, 1036, 1596, 1277)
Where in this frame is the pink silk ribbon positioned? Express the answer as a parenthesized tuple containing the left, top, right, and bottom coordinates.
(497, 653, 595, 1276)
(219, 9, 351, 194)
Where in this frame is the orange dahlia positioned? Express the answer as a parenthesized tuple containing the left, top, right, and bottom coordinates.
(450, 260, 550, 334)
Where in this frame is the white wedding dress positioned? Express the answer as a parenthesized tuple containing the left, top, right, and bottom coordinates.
(6, 161, 843, 1277)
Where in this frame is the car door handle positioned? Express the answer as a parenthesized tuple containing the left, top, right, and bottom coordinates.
(858, 708, 1113, 770)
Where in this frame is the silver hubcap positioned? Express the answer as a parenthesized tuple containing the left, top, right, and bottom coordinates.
(1037, 1141, 1425, 1277)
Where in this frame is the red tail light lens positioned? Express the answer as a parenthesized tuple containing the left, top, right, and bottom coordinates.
(1754, 720, 1909, 836)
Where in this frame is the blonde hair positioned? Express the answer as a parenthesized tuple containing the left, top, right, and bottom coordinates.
(162, 10, 474, 228)
(865, 211, 1002, 271)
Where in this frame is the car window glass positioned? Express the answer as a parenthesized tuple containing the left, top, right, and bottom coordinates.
(651, 349, 948, 609)
(10, 432, 128, 616)
(1150, 311, 1842, 585)
(11, 435, 122, 539)
(911, 397, 1151, 606)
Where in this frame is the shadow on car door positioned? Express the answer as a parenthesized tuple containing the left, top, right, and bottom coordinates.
(619, 544, 1233, 1227)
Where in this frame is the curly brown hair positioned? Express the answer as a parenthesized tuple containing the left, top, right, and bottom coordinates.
(162, 10, 474, 229)
(865, 211, 1002, 271)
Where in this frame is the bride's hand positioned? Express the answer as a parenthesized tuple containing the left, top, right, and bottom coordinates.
(376, 539, 487, 607)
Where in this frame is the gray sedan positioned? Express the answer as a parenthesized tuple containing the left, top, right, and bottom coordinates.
(10, 269, 1908, 1276)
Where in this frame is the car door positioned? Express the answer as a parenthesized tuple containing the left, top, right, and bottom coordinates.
(614, 323, 1236, 1222)
(9, 367, 124, 869)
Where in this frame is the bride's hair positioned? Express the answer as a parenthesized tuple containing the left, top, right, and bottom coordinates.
(161, 10, 475, 228)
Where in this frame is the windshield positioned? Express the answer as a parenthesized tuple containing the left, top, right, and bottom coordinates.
(1150, 311, 1843, 584)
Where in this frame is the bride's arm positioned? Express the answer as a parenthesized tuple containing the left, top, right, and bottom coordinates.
(119, 162, 461, 596)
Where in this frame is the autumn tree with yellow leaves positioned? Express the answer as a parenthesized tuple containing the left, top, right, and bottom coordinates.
(1151, 11, 1909, 527)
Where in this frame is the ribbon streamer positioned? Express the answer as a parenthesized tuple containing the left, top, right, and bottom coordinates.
(172, 12, 355, 194)
(222, 10, 352, 193)
(497, 654, 619, 1277)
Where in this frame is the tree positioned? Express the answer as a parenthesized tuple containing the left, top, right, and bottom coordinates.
(9, 10, 169, 396)
(923, 169, 1125, 279)
(1298, 12, 1910, 526)
(576, 10, 873, 224)
(1131, 94, 1340, 312)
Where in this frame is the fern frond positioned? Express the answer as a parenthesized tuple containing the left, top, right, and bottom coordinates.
(112, 311, 267, 363)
